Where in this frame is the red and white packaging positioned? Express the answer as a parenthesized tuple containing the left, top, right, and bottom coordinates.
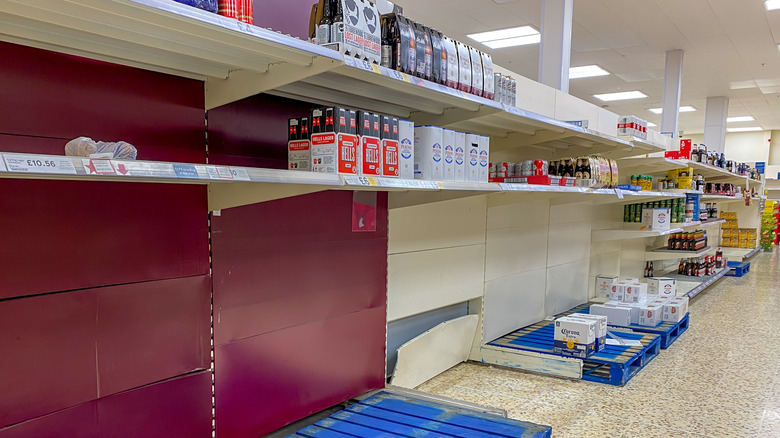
(456, 41, 472, 93)
(481, 52, 494, 100)
(442, 36, 459, 89)
(478, 135, 489, 183)
(287, 117, 311, 171)
(469, 46, 484, 97)
(638, 304, 663, 327)
(311, 107, 359, 174)
(381, 116, 399, 177)
(442, 129, 456, 181)
(358, 111, 382, 176)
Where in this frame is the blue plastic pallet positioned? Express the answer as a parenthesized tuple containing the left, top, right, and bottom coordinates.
(564, 304, 690, 349)
(725, 260, 750, 277)
(489, 321, 660, 386)
(287, 391, 552, 438)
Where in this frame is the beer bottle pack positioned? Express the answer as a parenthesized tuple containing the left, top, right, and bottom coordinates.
(310, 106, 359, 175)
(288, 117, 312, 171)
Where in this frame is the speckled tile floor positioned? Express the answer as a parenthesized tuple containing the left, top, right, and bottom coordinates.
(416, 251, 780, 438)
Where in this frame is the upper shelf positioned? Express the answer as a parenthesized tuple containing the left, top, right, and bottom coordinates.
(617, 156, 688, 173)
(0, 0, 660, 161)
(0, 151, 696, 210)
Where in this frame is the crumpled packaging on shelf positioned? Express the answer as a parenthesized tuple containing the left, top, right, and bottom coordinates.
(65, 137, 138, 160)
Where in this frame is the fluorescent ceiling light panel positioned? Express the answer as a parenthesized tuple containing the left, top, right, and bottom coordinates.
(727, 127, 763, 132)
(727, 116, 755, 123)
(648, 106, 696, 114)
(569, 65, 610, 79)
(766, 0, 780, 11)
(467, 26, 540, 49)
(593, 91, 648, 101)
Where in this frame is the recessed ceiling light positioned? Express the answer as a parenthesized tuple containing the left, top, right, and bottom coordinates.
(483, 34, 541, 49)
(727, 116, 755, 123)
(467, 26, 540, 49)
(766, 0, 780, 11)
(648, 122, 658, 127)
(649, 106, 696, 114)
(569, 65, 610, 79)
(727, 127, 763, 132)
(593, 91, 648, 101)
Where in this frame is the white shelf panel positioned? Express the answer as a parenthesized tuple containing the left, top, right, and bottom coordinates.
(617, 136, 668, 155)
(701, 194, 745, 201)
(721, 247, 761, 260)
(645, 246, 714, 261)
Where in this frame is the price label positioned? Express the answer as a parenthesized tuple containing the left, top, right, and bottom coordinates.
(0, 154, 6, 172)
(344, 56, 356, 67)
(4, 154, 77, 175)
(400, 73, 411, 83)
(384, 69, 405, 82)
(82, 159, 116, 175)
(616, 189, 624, 200)
(344, 175, 377, 186)
(205, 166, 237, 180)
(356, 59, 375, 73)
(371, 64, 381, 74)
(112, 161, 175, 178)
(229, 168, 251, 181)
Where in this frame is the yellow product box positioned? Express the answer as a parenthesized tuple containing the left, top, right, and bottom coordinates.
(675, 177, 693, 191)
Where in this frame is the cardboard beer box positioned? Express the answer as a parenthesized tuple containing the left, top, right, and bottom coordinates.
(358, 111, 382, 176)
(360, 0, 381, 64)
(596, 275, 619, 296)
(340, 0, 364, 59)
(569, 313, 608, 352)
(455, 40, 472, 93)
(465, 133, 480, 182)
(311, 107, 359, 174)
(381, 115, 399, 177)
(553, 316, 597, 359)
(414, 125, 443, 180)
(413, 22, 433, 80)
(662, 301, 687, 322)
(478, 135, 490, 183)
(615, 302, 642, 325)
(442, 129, 455, 181)
(442, 35, 459, 89)
(469, 46, 484, 96)
(605, 288, 624, 302)
(453, 131, 466, 181)
(648, 277, 676, 297)
(481, 52, 495, 100)
(287, 117, 311, 171)
(590, 303, 632, 326)
(642, 208, 671, 231)
(398, 119, 415, 179)
(623, 282, 648, 304)
(638, 304, 663, 327)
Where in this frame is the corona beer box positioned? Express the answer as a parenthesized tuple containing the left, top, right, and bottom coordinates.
(380, 116, 399, 177)
(358, 111, 382, 176)
(553, 316, 596, 359)
(398, 120, 414, 179)
(642, 208, 671, 231)
(648, 277, 676, 297)
(311, 107, 359, 175)
(568, 313, 607, 352)
(414, 125, 443, 180)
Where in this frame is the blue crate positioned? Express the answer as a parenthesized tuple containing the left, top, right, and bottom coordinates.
(725, 261, 750, 277)
(287, 391, 552, 438)
(488, 321, 660, 386)
(565, 304, 690, 349)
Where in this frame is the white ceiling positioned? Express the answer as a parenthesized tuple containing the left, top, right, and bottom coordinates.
(401, 0, 780, 134)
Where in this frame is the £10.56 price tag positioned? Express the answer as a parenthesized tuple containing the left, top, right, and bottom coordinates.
(4, 154, 77, 175)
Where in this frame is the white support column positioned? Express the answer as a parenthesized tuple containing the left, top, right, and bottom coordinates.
(660, 49, 684, 139)
(702, 96, 729, 154)
(538, 0, 573, 93)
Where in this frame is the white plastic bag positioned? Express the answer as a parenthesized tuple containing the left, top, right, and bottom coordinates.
(65, 137, 137, 160)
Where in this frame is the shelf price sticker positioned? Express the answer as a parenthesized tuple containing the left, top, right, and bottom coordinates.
(4, 154, 77, 175)
(615, 189, 624, 200)
(113, 161, 176, 178)
(0, 154, 6, 172)
(344, 175, 377, 187)
(229, 167, 251, 181)
(82, 159, 116, 175)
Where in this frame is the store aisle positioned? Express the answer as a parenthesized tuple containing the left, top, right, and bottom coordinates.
(416, 251, 780, 438)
